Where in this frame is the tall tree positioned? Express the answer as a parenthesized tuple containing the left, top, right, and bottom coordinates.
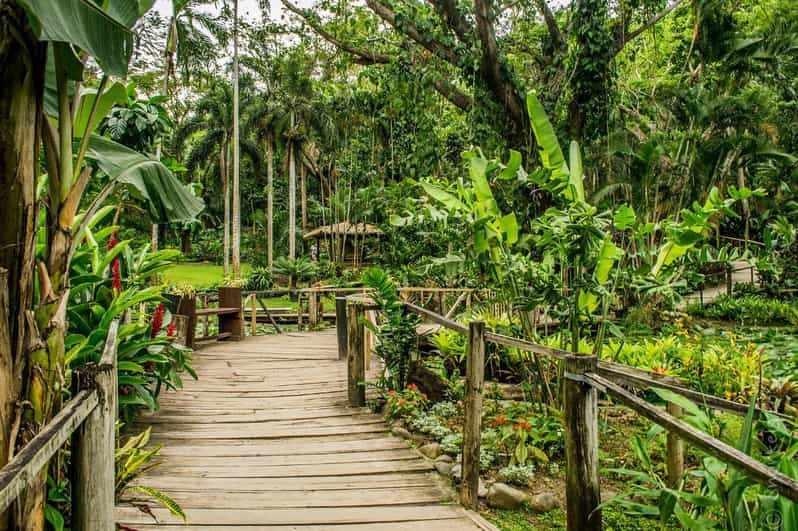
(231, 0, 242, 278)
(175, 80, 261, 271)
(282, 0, 687, 145)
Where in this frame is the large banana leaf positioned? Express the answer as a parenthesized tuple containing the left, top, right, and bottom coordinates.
(84, 135, 204, 224)
(18, 0, 152, 77)
(526, 93, 587, 203)
(526, 93, 568, 181)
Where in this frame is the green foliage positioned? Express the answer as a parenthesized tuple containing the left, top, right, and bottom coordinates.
(603, 394, 798, 530)
(497, 464, 537, 487)
(272, 256, 318, 287)
(116, 427, 186, 522)
(67, 213, 196, 422)
(361, 268, 420, 391)
(244, 266, 273, 291)
(383, 385, 427, 421)
(688, 294, 798, 326)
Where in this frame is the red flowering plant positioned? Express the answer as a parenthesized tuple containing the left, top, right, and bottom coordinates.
(488, 406, 565, 466)
(384, 384, 429, 421)
(65, 210, 193, 424)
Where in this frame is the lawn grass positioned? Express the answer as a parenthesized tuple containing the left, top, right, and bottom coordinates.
(162, 262, 252, 289)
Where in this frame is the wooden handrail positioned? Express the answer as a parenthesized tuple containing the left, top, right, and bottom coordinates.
(0, 320, 119, 529)
(355, 298, 796, 529)
(404, 301, 785, 419)
(584, 372, 798, 503)
(0, 390, 98, 512)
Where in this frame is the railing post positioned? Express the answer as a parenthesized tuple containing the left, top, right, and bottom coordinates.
(666, 401, 684, 487)
(461, 321, 485, 510)
(335, 297, 348, 360)
(726, 264, 733, 296)
(250, 294, 257, 336)
(308, 289, 319, 328)
(72, 322, 118, 531)
(347, 300, 365, 407)
(564, 354, 601, 531)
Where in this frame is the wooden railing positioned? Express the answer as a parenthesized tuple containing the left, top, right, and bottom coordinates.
(338, 297, 798, 531)
(0, 321, 118, 530)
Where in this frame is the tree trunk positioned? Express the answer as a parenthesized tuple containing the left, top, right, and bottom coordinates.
(266, 136, 274, 271)
(288, 141, 297, 261)
(231, 0, 241, 279)
(222, 142, 230, 275)
(181, 228, 191, 255)
(300, 161, 308, 232)
(0, 4, 42, 526)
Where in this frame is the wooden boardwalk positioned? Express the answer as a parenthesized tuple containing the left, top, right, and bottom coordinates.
(116, 330, 493, 530)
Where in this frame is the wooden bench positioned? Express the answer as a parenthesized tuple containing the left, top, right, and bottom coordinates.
(180, 287, 244, 348)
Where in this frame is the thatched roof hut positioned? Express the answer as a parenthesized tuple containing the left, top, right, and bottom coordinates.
(303, 222, 384, 266)
(303, 222, 383, 240)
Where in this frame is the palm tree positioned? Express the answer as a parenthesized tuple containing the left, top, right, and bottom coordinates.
(246, 98, 281, 270)
(174, 81, 261, 273)
(154, 1, 227, 254)
(231, 0, 242, 279)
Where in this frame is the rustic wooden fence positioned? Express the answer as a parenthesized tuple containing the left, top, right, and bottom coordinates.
(0, 321, 119, 530)
(338, 297, 798, 531)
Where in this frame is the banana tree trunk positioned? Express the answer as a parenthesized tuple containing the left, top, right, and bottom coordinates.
(0, 6, 41, 527)
(222, 142, 230, 275)
(266, 136, 274, 271)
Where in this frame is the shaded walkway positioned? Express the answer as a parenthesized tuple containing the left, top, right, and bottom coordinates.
(116, 330, 493, 530)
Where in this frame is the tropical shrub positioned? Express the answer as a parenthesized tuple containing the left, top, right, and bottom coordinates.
(67, 217, 196, 422)
(362, 268, 421, 390)
(245, 266, 273, 291)
(273, 256, 318, 288)
(497, 464, 537, 486)
(383, 384, 427, 420)
(687, 294, 798, 326)
(115, 427, 185, 522)
(603, 395, 798, 530)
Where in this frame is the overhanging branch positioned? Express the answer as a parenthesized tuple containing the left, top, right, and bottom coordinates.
(282, 0, 392, 64)
(365, 0, 461, 66)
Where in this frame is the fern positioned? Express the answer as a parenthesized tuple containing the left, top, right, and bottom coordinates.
(126, 485, 186, 522)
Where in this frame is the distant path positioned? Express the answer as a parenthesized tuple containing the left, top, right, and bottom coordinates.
(115, 330, 494, 530)
(680, 261, 757, 309)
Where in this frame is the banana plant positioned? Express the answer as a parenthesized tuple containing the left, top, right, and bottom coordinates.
(8, 1, 202, 526)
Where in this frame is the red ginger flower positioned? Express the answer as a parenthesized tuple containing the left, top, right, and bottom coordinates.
(167, 322, 176, 338)
(151, 303, 164, 337)
(111, 259, 122, 295)
(108, 230, 119, 250)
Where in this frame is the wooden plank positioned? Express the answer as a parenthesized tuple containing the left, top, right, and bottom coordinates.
(196, 307, 240, 316)
(148, 460, 434, 478)
(123, 518, 481, 530)
(120, 486, 449, 509)
(587, 373, 798, 503)
(153, 438, 409, 457)
(128, 472, 439, 492)
(0, 390, 98, 513)
(116, 505, 470, 526)
(149, 449, 420, 467)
